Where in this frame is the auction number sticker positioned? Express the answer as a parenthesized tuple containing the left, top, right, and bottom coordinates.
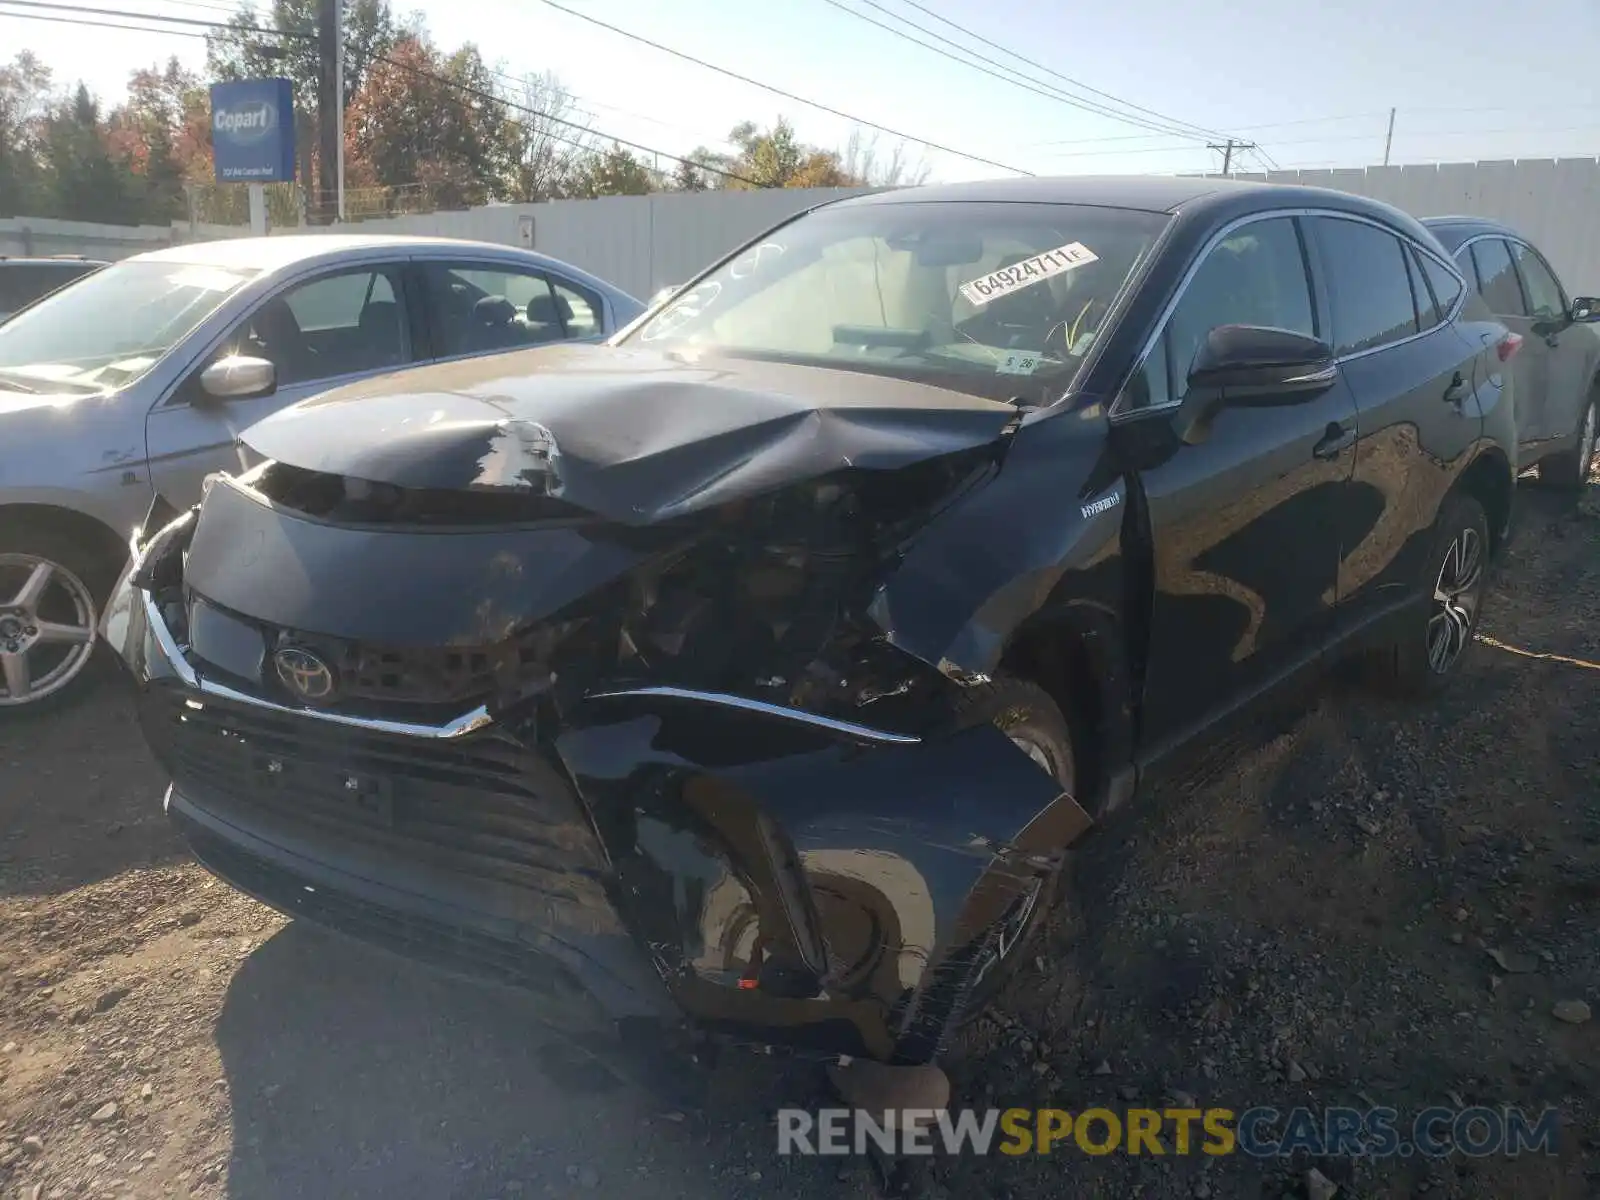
(960, 242, 1099, 307)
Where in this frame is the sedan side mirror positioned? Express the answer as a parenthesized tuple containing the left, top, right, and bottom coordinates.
(199, 354, 276, 401)
(1173, 325, 1337, 444)
(1570, 296, 1600, 324)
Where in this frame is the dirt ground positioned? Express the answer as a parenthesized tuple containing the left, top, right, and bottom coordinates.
(1, 481, 1596, 1200)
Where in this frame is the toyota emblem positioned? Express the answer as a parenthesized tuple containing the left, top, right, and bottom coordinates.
(273, 645, 337, 702)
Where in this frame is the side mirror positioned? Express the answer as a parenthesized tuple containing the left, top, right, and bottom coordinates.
(1173, 325, 1336, 444)
(199, 355, 276, 401)
(1570, 296, 1599, 324)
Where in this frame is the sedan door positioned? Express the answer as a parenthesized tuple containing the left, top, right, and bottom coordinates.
(144, 262, 415, 506)
(1111, 213, 1359, 759)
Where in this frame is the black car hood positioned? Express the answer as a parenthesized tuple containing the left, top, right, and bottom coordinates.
(240, 344, 1020, 525)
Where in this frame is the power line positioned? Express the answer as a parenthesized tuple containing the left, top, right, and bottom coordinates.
(6, 0, 763, 186)
(371, 51, 763, 186)
(532, 0, 1032, 176)
(885, 0, 1239, 144)
(0, 6, 208, 34)
(0, 0, 309, 37)
(816, 0, 1209, 140)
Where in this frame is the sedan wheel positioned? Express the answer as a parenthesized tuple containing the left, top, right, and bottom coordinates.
(0, 553, 101, 708)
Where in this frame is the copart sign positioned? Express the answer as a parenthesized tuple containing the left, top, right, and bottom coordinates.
(209, 78, 297, 184)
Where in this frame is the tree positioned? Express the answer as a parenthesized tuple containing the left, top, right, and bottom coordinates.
(839, 129, 931, 188)
(573, 144, 657, 197)
(499, 70, 596, 202)
(106, 58, 212, 222)
(680, 119, 889, 191)
(0, 52, 53, 217)
(39, 84, 141, 223)
(344, 34, 515, 209)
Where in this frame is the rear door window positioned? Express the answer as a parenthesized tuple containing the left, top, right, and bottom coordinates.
(421, 263, 588, 357)
(1315, 217, 1419, 355)
(1418, 251, 1464, 320)
(1469, 238, 1526, 317)
(1406, 247, 1441, 330)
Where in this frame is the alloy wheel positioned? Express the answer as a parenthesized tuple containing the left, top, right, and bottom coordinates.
(0, 553, 99, 708)
(1579, 402, 1598, 482)
(1426, 527, 1483, 675)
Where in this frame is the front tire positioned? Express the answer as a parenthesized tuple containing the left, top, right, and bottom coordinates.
(1368, 493, 1490, 696)
(1537, 392, 1597, 495)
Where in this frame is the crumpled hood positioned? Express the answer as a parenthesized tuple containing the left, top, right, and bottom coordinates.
(240, 343, 1019, 525)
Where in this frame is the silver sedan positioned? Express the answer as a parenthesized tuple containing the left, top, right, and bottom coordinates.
(0, 233, 643, 712)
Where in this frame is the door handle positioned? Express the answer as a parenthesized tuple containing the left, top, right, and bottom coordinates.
(1443, 372, 1469, 404)
(1312, 420, 1356, 460)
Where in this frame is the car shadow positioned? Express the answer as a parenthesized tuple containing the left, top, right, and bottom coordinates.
(0, 680, 189, 899)
(213, 922, 819, 1200)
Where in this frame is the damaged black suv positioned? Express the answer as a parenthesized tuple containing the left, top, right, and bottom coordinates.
(105, 177, 1519, 1072)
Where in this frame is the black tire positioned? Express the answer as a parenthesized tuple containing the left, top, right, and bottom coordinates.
(1536, 392, 1597, 494)
(0, 525, 120, 717)
(948, 676, 1077, 1020)
(1367, 492, 1490, 697)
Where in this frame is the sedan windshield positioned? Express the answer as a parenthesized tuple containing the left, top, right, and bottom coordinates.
(0, 259, 258, 394)
(623, 200, 1170, 401)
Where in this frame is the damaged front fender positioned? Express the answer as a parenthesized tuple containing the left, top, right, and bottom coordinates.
(554, 692, 1089, 1061)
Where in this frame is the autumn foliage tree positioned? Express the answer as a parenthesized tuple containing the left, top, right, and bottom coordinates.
(343, 34, 515, 209)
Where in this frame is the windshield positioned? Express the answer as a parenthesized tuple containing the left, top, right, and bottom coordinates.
(623, 200, 1170, 401)
(0, 259, 258, 394)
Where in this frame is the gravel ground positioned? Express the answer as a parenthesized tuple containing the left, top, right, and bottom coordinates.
(1, 482, 1596, 1200)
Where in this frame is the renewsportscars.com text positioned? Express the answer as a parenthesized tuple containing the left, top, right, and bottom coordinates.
(776, 1106, 1560, 1158)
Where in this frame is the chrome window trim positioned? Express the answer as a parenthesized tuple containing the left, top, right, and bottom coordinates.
(584, 684, 922, 745)
(1109, 207, 1470, 419)
(1447, 231, 1572, 320)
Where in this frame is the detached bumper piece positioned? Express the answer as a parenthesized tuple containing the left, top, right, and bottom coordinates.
(105, 506, 1087, 1065)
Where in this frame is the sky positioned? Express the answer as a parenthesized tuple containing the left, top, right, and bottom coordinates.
(4, 0, 1600, 184)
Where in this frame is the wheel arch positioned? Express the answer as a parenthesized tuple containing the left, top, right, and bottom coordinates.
(1451, 446, 1515, 558)
(0, 503, 130, 591)
(995, 601, 1134, 814)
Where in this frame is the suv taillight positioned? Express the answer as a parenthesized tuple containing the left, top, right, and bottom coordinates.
(1497, 332, 1524, 362)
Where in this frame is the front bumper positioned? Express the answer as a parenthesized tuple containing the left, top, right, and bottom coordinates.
(103, 515, 1089, 1063)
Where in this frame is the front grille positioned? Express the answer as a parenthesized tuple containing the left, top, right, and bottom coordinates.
(278, 629, 518, 707)
(147, 690, 617, 937)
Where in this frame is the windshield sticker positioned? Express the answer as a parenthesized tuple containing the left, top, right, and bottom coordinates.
(959, 242, 1099, 307)
(995, 350, 1045, 376)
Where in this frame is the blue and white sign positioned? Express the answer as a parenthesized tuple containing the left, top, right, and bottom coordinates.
(210, 78, 296, 183)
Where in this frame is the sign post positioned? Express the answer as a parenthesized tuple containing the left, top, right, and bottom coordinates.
(209, 78, 297, 235)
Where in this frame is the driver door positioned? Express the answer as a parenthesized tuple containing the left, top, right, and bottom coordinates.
(1113, 214, 1360, 760)
(144, 263, 413, 507)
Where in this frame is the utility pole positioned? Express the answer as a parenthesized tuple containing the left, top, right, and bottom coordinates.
(1207, 138, 1256, 176)
(1383, 107, 1396, 167)
(315, 0, 339, 225)
(334, 0, 346, 222)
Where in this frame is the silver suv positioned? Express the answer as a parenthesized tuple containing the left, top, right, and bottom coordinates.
(0, 234, 642, 712)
